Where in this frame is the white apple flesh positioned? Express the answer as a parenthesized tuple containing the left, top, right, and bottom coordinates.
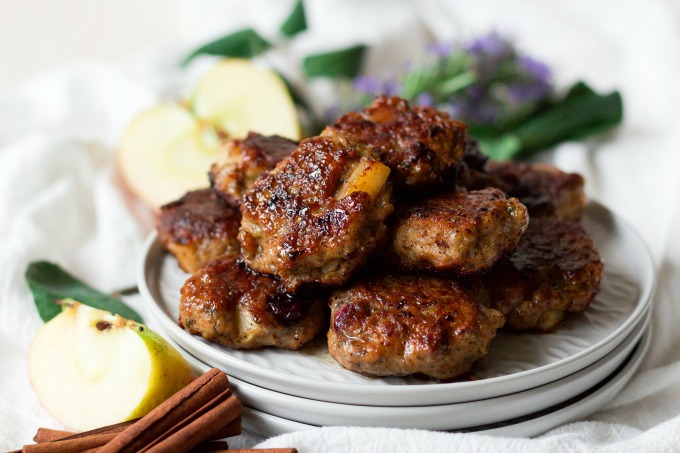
(117, 103, 222, 208)
(191, 59, 301, 141)
(117, 59, 301, 210)
(28, 300, 195, 431)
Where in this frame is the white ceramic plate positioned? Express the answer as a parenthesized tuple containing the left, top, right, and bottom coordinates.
(217, 326, 652, 438)
(241, 406, 313, 438)
(148, 308, 649, 431)
(139, 202, 654, 406)
(474, 322, 650, 437)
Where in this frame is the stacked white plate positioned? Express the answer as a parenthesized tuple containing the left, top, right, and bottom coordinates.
(140, 202, 655, 437)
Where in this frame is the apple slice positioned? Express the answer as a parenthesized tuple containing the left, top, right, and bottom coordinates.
(191, 59, 301, 141)
(117, 103, 222, 209)
(28, 300, 195, 431)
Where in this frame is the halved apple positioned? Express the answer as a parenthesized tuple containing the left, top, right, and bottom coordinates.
(191, 59, 301, 141)
(117, 103, 223, 208)
(28, 300, 195, 431)
(118, 59, 301, 209)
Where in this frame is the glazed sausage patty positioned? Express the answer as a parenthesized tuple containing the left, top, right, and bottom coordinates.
(209, 132, 297, 205)
(487, 161, 586, 221)
(157, 188, 241, 273)
(483, 218, 603, 332)
(390, 188, 529, 275)
(180, 255, 327, 349)
(323, 95, 467, 191)
(328, 274, 505, 380)
(239, 135, 393, 290)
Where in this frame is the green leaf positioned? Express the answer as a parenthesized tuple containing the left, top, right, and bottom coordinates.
(280, 0, 307, 37)
(25, 261, 143, 323)
(516, 85, 622, 154)
(478, 135, 522, 161)
(182, 29, 271, 66)
(302, 45, 367, 79)
(478, 83, 623, 159)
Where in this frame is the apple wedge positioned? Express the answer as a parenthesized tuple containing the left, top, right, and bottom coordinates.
(28, 300, 195, 431)
(191, 59, 301, 141)
(118, 59, 301, 209)
(117, 103, 222, 208)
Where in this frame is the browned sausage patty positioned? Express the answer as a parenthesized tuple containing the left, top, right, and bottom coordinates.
(209, 132, 297, 205)
(328, 274, 505, 380)
(157, 188, 241, 273)
(390, 188, 529, 275)
(483, 218, 603, 332)
(487, 161, 586, 221)
(179, 255, 328, 349)
(323, 95, 467, 190)
(239, 135, 393, 290)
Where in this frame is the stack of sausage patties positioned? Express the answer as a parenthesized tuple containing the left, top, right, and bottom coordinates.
(157, 96, 603, 381)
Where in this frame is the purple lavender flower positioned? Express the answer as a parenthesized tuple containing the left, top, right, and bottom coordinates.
(352, 75, 384, 96)
(466, 31, 513, 58)
(338, 30, 554, 130)
(452, 98, 501, 124)
(518, 55, 550, 81)
(415, 92, 434, 107)
(506, 56, 551, 102)
(426, 41, 454, 58)
(508, 81, 550, 103)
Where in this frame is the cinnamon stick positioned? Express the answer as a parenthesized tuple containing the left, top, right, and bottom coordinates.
(20, 368, 241, 453)
(23, 432, 118, 452)
(99, 368, 231, 453)
(141, 390, 242, 452)
(32, 419, 137, 443)
(212, 415, 242, 438)
(33, 428, 74, 443)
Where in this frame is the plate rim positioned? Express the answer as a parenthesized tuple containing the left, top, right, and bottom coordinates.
(149, 307, 650, 430)
(228, 325, 651, 438)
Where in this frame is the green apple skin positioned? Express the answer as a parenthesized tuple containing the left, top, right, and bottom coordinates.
(28, 300, 195, 431)
(123, 322, 196, 420)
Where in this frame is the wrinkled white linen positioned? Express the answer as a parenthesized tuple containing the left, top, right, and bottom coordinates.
(2, 0, 680, 451)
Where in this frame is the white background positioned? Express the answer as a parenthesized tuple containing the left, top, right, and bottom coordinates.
(0, 0, 182, 90)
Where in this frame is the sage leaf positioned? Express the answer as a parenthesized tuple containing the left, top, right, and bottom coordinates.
(25, 261, 143, 323)
(280, 0, 307, 37)
(182, 28, 271, 66)
(479, 82, 623, 160)
(302, 45, 367, 79)
(478, 135, 522, 161)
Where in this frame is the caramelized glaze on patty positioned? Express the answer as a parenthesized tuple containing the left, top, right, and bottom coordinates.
(328, 273, 504, 379)
(180, 255, 328, 349)
(483, 218, 603, 331)
(157, 189, 241, 273)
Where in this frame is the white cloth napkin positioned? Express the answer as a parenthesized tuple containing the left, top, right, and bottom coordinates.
(2, 0, 680, 451)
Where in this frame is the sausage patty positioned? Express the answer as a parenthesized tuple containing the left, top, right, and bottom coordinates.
(487, 161, 586, 221)
(239, 135, 393, 290)
(390, 188, 529, 275)
(179, 255, 328, 349)
(483, 218, 603, 331)
(157, 188, 241, 273)
(209, 132, 297, 205)
(323, 95, 467, 191)
(328, 274, 505, 380)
